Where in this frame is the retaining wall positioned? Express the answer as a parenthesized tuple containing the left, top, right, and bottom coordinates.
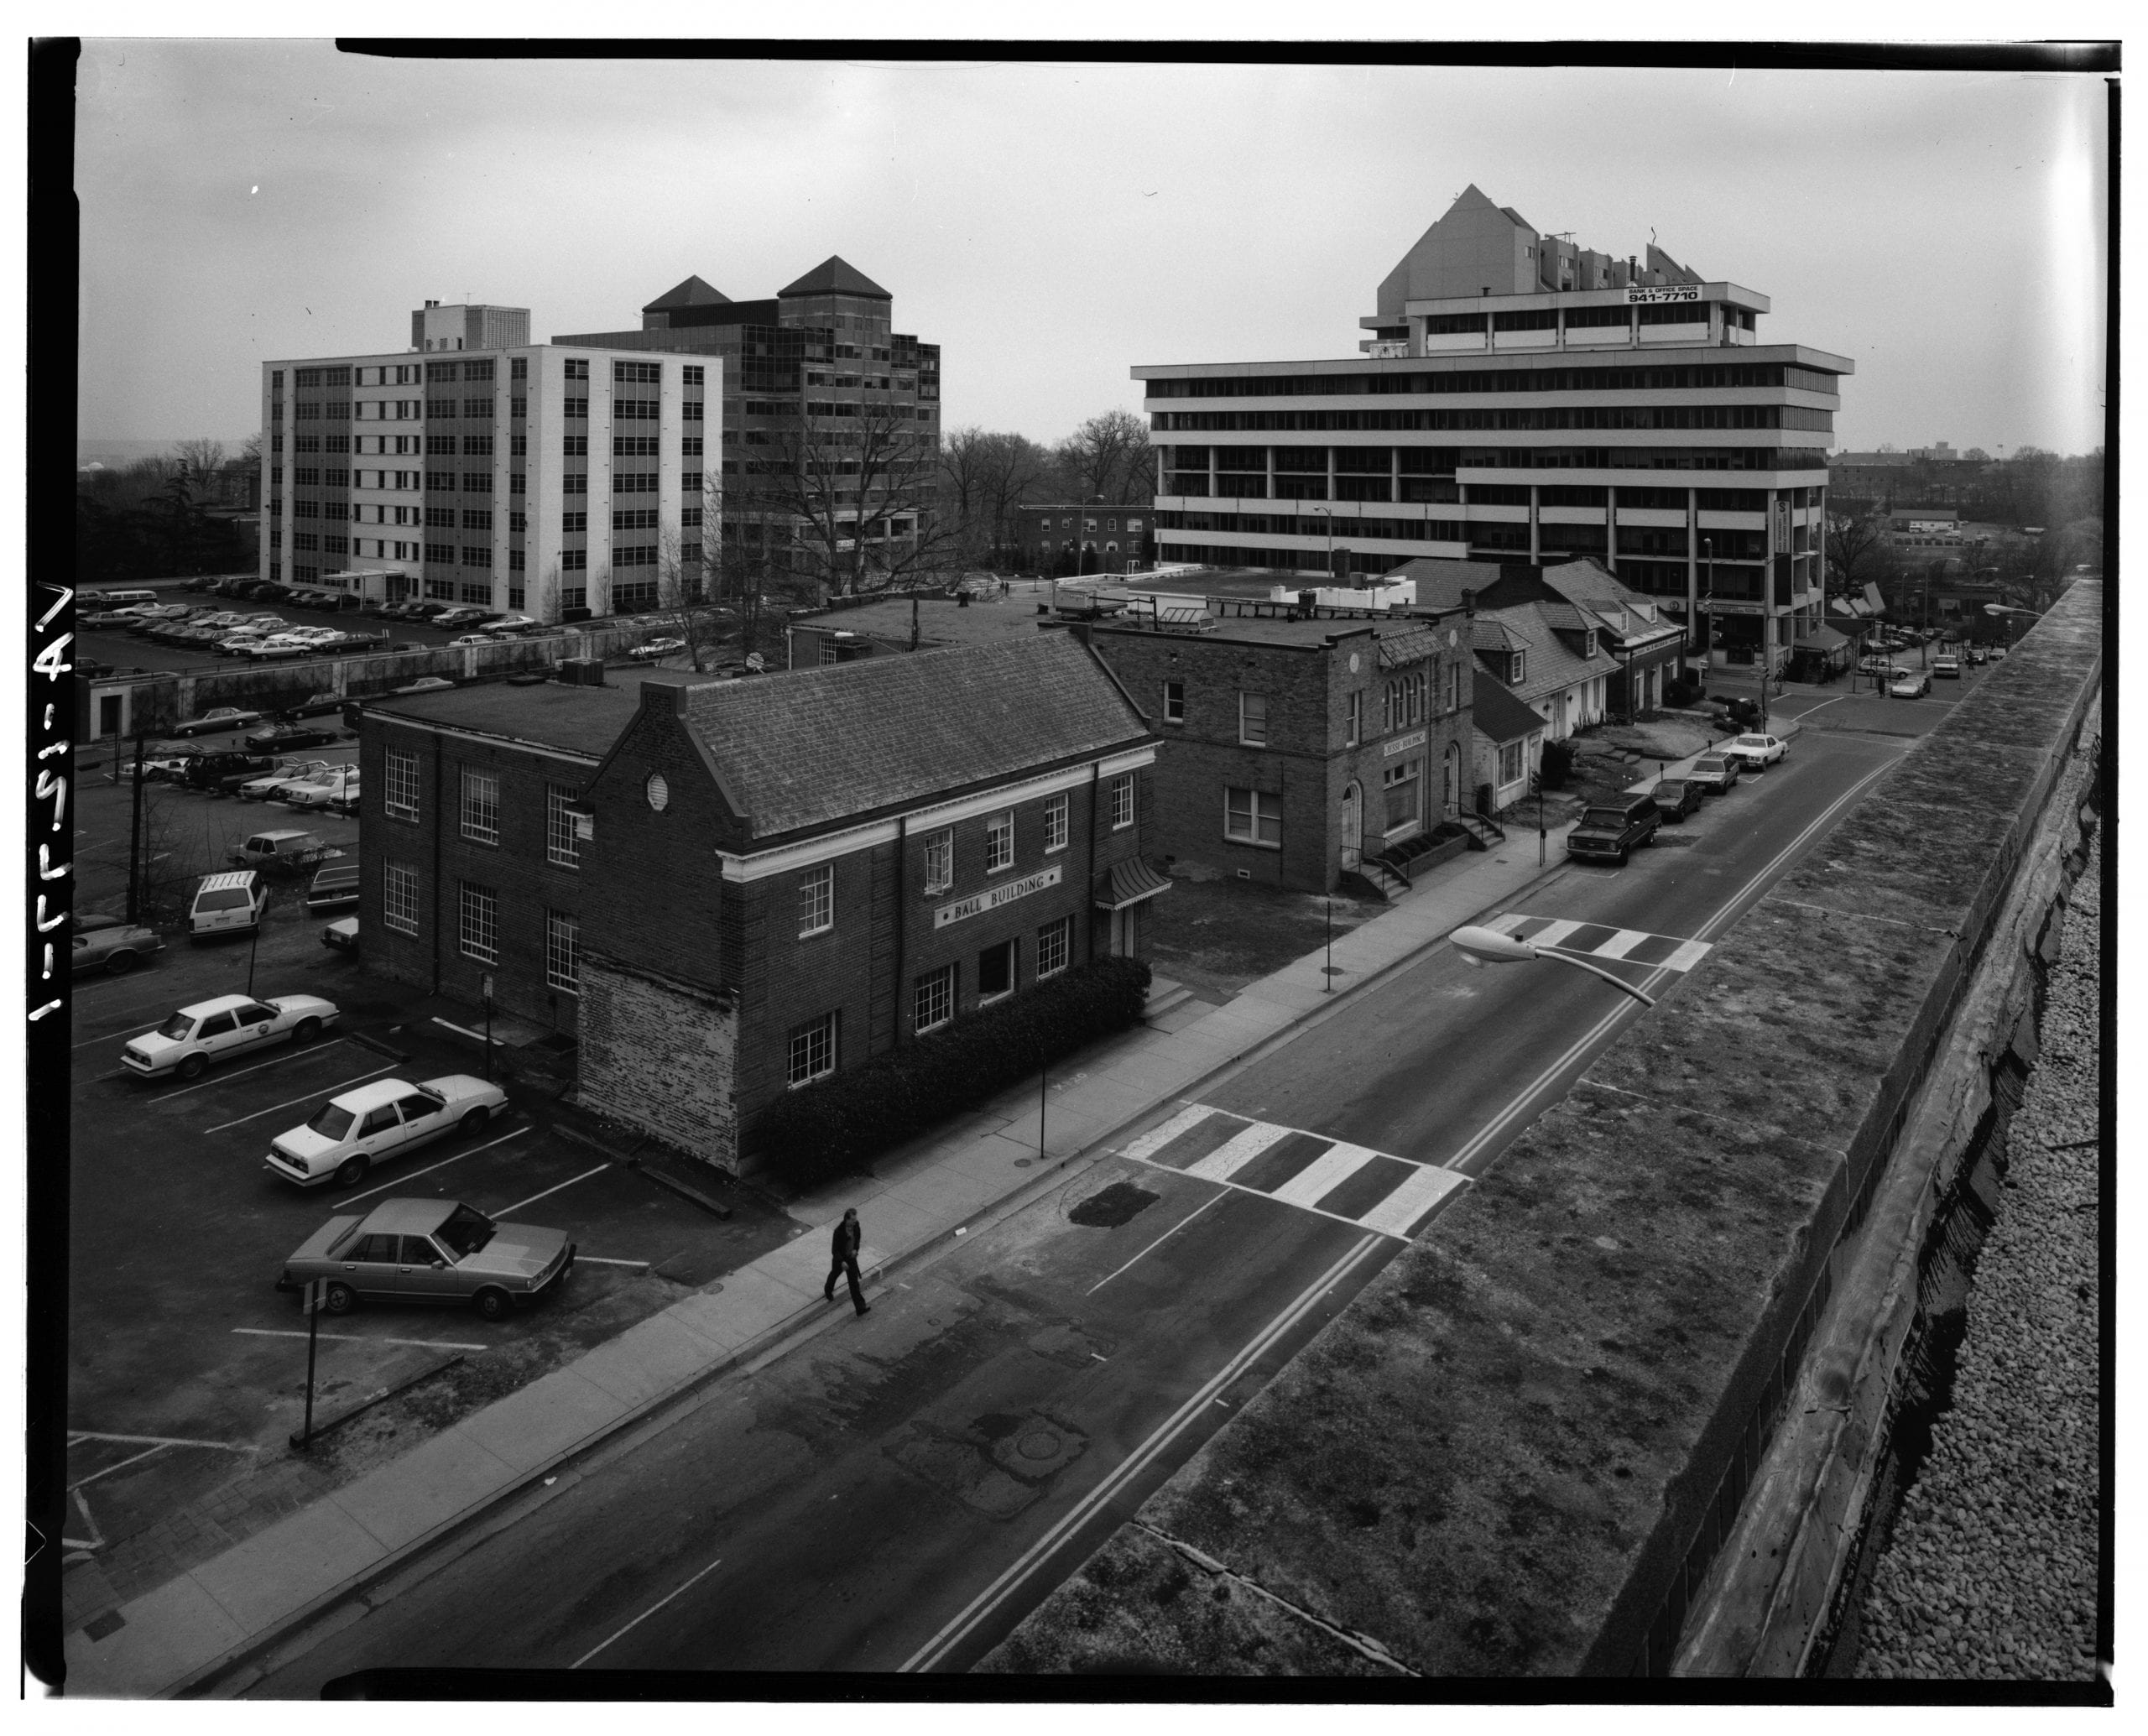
(978, 582, 2104, 1678)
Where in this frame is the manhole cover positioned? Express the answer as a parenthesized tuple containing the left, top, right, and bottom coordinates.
(1017, 1430, 1061, 1462)
(1069, 1181, 1159, 1228)
(988, 1413, 1088, 1482)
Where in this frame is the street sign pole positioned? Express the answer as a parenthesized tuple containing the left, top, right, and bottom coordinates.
(482, 972, 495, 1082)
(289, 1278, 323, 1450)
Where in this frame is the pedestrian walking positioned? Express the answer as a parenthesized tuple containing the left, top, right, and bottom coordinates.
(825, 1207, 868, 1316)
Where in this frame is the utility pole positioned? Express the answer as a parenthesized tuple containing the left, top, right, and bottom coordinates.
(124, 727, 147, 925)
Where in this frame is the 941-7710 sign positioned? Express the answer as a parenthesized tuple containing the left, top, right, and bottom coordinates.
(934, 864, 1063, 930)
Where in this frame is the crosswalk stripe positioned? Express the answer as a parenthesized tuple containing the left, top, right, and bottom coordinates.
(1531, 918, 1584, 948)
(1358, 1164, 1468, 1237)
(1268, 1141, 1382, 1208)
(1123, 1103, 1214, 1162)
(1588, 928, 1650, 960)
(1186, 1120, 1294, 1182)
(1661, 937, 1713, 972)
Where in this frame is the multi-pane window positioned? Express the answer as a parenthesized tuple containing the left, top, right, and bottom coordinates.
(787, 1014, 836, 1087)
(1110, 775, 1134, 831)
(1509, 651, 1526, 684)
(1044, 795, 1069, 853)
(546, 784, 581, 868)
(1383, 673, 1428, 731)
(1383, 761, 1422, 832)
(384, 748, 420, 821)
(1036, 915, 1071, 978)
(460, 769, 499, 844)
(1239, 692, 1268, 746)
(1347, 689, 1362, 746)
(458, 882, 498, 962)
(1499, 739, 1525, 785)
(1225, 786, 1283, 847)
(985, 810, 1014, 873)
(545, 911, 581, 993)
(923, 828, 953, 894)
(914, 964, 955, 1034)
(383, 860, 418, 934)
(1444, 660, 1463, 712)
(978, 939, 1016, 1003)
(1163, 680, 1185, 724)
(799, 863, 833, 936)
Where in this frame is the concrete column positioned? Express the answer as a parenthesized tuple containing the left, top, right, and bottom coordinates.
(1529, 484, 1541, 563)
(1686, 486, 1701, 663)
(1606, 484, 1618, 572)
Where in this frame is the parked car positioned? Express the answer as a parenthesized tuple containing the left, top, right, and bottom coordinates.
(239, 759, 340, 800)
(140, 743, 203, 781)
(179, 750, 279, 793)
(171, 705, 263, 738)
(1686, 753, 1741, 795)
(262, 1075, 512, 1190)
(275, 691, 348, 720)
(628, 637, 686, 661)
(306, 863, 362, 911)
(321, 915, 360, 952)
(1890, 671, 1932, 699)
(445, 633, 497, 649)
(245, 721, 347, 753)
(1648, 777, 1705, 823)
(215, 633, 270, 656)
(1968, 645, 1990, 666)
(228, 829, 342, 873)
(431, 607, 487, 628)
(274, 1196, 574, 1320)
(485, 614, 540, 634)
(1566, 793, 1661, 867)
(72, 918, 164, 976)
(393, 675, 456, 694)
(1721, 732, 1790, 769)
(242, 635, 316, 660)
(189, 870, 268, 938)
(284, 767, 359, 810)
(1932, 656, 1962, 680)
(120, 992, 341, 1081)
(325, 775, 362, 816)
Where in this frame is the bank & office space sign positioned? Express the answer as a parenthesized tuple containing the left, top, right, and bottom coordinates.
(1624, 284, 1703, 305)
(934, 864, 1063, 931)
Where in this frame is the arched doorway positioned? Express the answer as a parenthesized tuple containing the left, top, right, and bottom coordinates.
(1442, 742, 1462, 816)
(1339, 780, 1362, 873)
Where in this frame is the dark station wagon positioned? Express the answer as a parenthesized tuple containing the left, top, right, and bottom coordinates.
(1565, 793, 1661, 867)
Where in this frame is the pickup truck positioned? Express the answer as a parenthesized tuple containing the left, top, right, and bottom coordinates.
(180, 751, 281, 794)
(1566, 793, 1661, 867)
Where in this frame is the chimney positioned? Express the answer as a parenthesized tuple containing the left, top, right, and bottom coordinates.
(425, 299, 439, 309)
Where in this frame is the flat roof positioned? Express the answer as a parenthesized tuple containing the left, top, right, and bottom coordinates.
(1132, 342, 1854, 378)
(365, 668, 701, 761)
(789, 594, 1061, 649)
(1092, 613, 1378, 649)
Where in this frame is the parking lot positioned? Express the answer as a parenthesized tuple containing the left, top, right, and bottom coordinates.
(65, 884, 793, 1609)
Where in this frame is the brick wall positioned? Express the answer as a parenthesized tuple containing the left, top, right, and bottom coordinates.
(577, 957, 738, 1169)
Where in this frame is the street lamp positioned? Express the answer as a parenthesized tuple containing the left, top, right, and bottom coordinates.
(1310, 505, 1337, 586)
(1448, 924, 1657, 1008)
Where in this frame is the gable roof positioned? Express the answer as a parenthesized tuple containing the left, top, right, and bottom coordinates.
(1472, 618, 1523, 655)
(1472, 601, 1619, 703)
(778, 255, 892, 300)
(1471, 676, 1551, 745)
(678, 634, 1149, 841)
(642, 275, 731, 314)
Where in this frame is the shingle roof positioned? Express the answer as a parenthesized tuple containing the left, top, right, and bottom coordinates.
(680, 634, 1149, 841)
(1473, 601, 1619, 703)
(1374, 625, 1442, 669)
(642, 275, 731, 313)
(1472, 618, 1522, 654)
(1471, 677, 1550, 745)
(778, 255, 892, 300)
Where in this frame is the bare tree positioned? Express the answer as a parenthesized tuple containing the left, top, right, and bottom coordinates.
(653, 498, 733, 674)
(1824, 508, 1888, 594)
(974, 431, 1055, 563)
(938, 426, 1055, 567)
(1055, 408, 1151, 507)
(174, 438, 227, 481)
(730, 395, 954, 597)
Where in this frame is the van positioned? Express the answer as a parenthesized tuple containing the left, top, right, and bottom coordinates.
(100, 589, 159, 609)
(190, 870, 268, 939)
(228, 830, 341, 873)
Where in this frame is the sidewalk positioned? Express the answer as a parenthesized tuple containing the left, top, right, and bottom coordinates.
(64, 811, 1585, 1697)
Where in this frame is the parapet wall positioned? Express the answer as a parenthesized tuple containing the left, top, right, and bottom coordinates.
(979, 582, 2103, 1678)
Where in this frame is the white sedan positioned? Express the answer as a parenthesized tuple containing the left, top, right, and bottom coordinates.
(1890, 671, 1932, 699)
(1722, 732, 1790, 769)
(244, 635, 315, 659)
(240, 759, 340, 800)
(264, 1074, 509, 1189)
(446, 633, 498, 649)
(284, 768, 358, 809)
(122, 992, 340, 1081)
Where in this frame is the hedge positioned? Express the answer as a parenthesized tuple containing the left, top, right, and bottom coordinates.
(1541, 738, 1576, 789)
(752, 955, 1152, 1187)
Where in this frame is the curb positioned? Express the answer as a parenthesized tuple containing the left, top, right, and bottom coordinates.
(154, 842, 1583, 1697)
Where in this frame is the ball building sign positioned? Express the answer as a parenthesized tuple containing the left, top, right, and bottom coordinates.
(933, 864, 1064, 931)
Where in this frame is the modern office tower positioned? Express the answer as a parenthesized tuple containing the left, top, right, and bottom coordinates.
(554, 258, 941, 582)
(1134, 185, 1853, 673)
(259, 300, 713, 621)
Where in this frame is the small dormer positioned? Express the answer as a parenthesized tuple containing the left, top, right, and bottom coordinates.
(1582, 628, 1597, 659)
(1509, 650, 1526, 685)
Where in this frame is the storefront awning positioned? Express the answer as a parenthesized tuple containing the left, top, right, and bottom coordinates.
(1093, 857, 1172, 910)
(1795, 624, 1852, 651)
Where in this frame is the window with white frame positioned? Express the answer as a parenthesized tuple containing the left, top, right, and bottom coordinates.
(1347, 689, 1362, 745)
(1110, 774, 1134, 830)
(460, 768, 499, 844)
(458, 882, 498, 962)
(545, 910, 581, 993)
(546, 784, 581, 868)
(1445, 660, 1462, 712)
(787, 1013, 836, 1087)
(978, 938, 1016, 1003)
(1043, 795, 1068, 852)
(1383, 761, 1421, 832)
(798, 863, 833, 936)
(985, 810, 1014, 872)
(1498, 738, 1525, 785)
(384, 748, 420, 821)
(1225, 786, 1282, 847)
(1509, 650, 1526, 684)
(1163, 680, 1185, 724)
(383, 860, 418, 934)
(1036, 915, 1071, 977)
(923, 828, 954, 894)
(1238, 691, 1268, 746)
(914, 963, 956, 1033)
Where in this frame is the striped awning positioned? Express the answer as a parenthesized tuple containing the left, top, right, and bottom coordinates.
(1093, 856, 1173, 910)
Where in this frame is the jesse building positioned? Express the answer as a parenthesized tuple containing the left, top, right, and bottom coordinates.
(1134, 185, 1853, 674)
(260, 298, 714, 622)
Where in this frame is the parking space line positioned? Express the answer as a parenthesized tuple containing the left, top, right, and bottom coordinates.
(232, 1327, 487, 1352)
(66, 1444, 168, 1492)
(72, 1020, 162, 1050)
(332, 1124, 532, 1205)
(491, 1162, 609, 1220)
(151, 1039, 363, 1103)
(575, 1255, 652, 1268)
(68, 1430, 258, 1452)
(201, 1061, 399, 1133)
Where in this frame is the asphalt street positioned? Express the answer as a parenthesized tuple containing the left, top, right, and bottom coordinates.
(241, 725, 1911, 1691)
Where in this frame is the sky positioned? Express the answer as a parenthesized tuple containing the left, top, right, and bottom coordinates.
(71, 44, 2111, 459)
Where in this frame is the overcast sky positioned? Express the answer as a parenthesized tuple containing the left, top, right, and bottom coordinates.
(74, 45, 2109, 459)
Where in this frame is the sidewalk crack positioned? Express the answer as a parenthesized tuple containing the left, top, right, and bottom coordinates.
(1129, 1519, 1419, 1676)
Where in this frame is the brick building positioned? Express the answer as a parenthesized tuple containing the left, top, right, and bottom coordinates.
(1084, 597, 1474, 894)
(356, 666, 701, 1034)
(571, 634, 1163, 1172)
(1013, 503, 1152, 574)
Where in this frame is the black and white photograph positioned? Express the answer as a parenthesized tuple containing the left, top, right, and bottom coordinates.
(25, 31, 2115, 1703)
